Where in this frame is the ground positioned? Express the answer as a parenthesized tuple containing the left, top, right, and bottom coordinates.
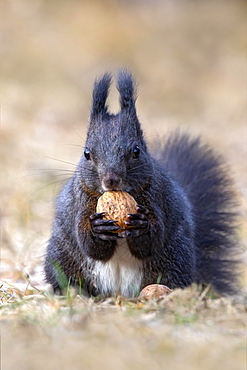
(1, 1, 246, 369)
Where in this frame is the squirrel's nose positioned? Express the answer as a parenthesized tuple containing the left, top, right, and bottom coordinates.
(102, 172, 122, 191)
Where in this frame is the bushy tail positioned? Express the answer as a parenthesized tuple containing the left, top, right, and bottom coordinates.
(158, 132, 240, 294)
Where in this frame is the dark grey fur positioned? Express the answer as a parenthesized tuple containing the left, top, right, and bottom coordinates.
(45, 70, 240, 296)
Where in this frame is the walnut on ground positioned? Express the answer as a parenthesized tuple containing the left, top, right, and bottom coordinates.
(139, 284, 173, 300)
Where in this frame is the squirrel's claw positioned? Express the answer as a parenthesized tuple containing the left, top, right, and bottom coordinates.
(124, 206, 149, 237)
(136, 204, 149, 215)
(89, 212, 106, 221)
(90, 212, 124, 241)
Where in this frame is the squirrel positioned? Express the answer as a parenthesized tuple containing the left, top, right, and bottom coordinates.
(44, 70, 240, 297)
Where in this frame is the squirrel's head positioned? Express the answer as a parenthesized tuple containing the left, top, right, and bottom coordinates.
(80, 70, 152, 194)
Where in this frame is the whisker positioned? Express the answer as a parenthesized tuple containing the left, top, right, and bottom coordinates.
(73, 128, 86, 143)
(21, 169, 78, 180)
(128, 164, 153, 173)
(63, 144, 84, 149)
(128, 171, 154, 179)
(25, 168, 77, 173)
(31, 178, 72, 195)
(43, 156, 78, 167)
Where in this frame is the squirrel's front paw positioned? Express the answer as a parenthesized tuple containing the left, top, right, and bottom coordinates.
(124, 205, 149, 238)
(90, 212, 123, 241)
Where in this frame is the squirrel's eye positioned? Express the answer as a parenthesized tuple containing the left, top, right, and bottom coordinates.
(84, 148, 91, 160)
(133, 145, 140, 159)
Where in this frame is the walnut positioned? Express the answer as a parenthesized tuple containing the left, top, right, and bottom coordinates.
(96, 191, 137, 231)
(139, 284, 173, 300)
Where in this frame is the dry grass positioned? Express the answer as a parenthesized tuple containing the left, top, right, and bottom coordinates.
(1, 282, 246, 370)
(1, 0, 247, 369)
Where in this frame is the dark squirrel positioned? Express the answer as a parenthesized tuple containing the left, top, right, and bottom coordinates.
(45, 70, 240, 297)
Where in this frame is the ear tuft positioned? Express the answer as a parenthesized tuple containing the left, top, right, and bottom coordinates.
(117, 70, 137, 110)
(90, 73, 112, 119)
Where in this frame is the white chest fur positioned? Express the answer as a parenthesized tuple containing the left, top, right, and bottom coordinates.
(87, 239, 143, 297)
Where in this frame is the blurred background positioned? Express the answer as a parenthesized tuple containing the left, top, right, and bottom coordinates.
(1, 0, 246, 287)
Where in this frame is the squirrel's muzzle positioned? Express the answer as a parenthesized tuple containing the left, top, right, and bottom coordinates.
(102, 171, 123, 191)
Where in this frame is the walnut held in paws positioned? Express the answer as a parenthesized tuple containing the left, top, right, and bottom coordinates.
(96, 191, 137, 232)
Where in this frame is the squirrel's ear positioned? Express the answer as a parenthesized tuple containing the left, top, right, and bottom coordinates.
(90, 73, 112, 120)
(117, 70, 137, 113)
